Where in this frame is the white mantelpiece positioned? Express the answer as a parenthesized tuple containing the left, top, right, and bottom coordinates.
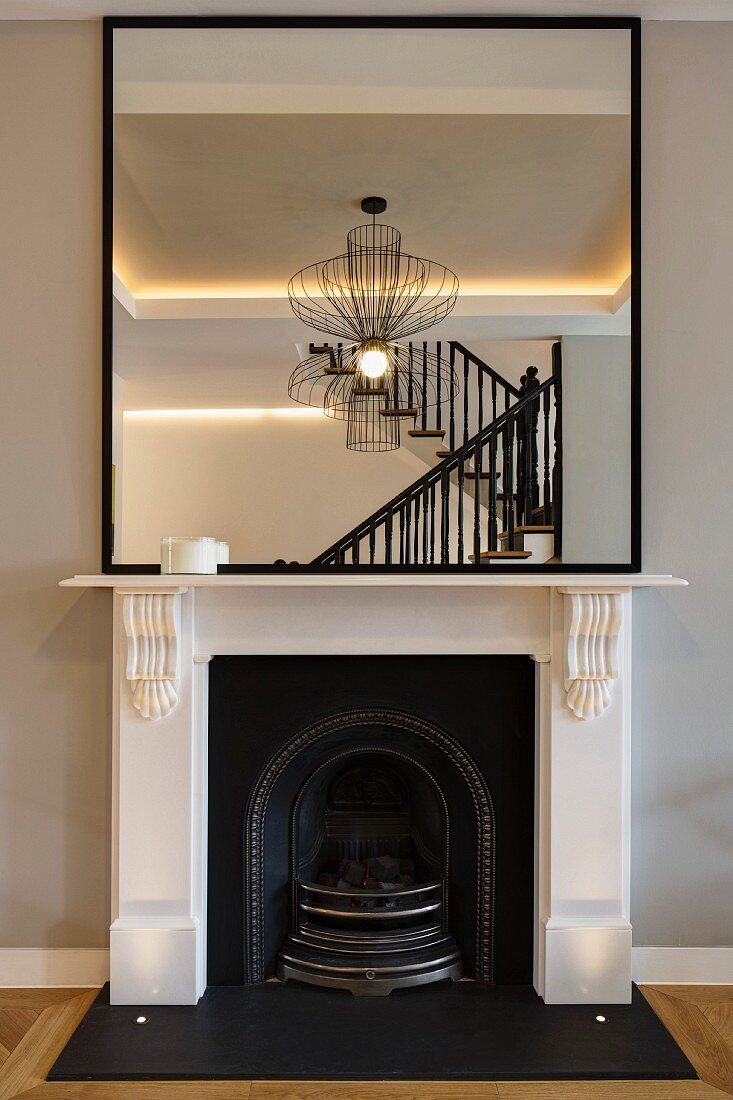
(61, 573, 685, 1007)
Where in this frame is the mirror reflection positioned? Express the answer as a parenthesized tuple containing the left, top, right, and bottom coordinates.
(111, 25, 632, 568)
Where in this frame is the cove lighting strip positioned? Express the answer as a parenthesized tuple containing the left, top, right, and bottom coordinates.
(124, 407, 325, 420)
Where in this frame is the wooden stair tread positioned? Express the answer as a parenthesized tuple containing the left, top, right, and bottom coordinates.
(408, 429, 445, 438)
(469, 550, 533, 560)
(380, 408, 418, 418)
(499, 525, 554, 538)
(464, 471, 495, 480)
(353, 387, 388, 396)
(435, 449, 453, 458)
(323, 366, 357, 375)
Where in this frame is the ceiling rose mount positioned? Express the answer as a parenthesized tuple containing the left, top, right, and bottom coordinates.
(360, 196, 388, 216)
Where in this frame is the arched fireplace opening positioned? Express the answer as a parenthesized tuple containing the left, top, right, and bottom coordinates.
(242, 706, 498, 988)
(278, 750, 462, 995)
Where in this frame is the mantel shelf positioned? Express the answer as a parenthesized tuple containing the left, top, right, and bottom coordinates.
(60, 573, 687, 590)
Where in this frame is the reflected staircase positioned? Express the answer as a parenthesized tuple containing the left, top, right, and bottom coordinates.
(311, 341, 563, 566)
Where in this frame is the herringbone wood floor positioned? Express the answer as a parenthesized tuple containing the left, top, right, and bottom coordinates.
(0, 986, 730, 1100)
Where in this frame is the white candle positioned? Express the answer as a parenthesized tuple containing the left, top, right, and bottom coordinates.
(160, 537, 219, 574)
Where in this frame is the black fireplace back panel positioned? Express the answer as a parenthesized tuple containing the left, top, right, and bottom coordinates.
(207, 655, 535, 985)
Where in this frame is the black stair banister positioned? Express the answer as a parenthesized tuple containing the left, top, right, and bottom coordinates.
(406, 340, 520, 446)
(312, 366, 561, 567)
(446, 341, 520, 453)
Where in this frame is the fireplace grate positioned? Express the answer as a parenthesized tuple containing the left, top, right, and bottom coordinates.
(277, 878, 462, 996)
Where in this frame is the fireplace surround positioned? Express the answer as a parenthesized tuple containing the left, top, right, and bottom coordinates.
(59, 572, 687, 1006)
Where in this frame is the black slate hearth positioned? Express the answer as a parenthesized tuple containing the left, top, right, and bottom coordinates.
(48, 983, 696, 1082)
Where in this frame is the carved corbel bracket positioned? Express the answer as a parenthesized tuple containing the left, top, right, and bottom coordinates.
(560, 589, 624, 721)
(121, 590, 183, 720)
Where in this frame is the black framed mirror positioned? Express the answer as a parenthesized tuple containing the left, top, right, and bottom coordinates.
(103, 16, 640, 573)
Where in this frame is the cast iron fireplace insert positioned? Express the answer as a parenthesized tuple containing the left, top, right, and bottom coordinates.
(277, 755, 462, 995)
(207, 654, 536, 990)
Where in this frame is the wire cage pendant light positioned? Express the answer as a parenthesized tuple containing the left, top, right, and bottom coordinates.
(287, 198, 460, 451)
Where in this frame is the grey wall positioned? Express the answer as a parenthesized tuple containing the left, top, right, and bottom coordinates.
(632, 20, 733, 946)
(0, 22, 110, 947)
(0, 19, 730, 950)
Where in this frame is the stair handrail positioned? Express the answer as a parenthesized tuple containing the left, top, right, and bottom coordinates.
(313, 373, 558, 565)
(448, 341, 522, 400)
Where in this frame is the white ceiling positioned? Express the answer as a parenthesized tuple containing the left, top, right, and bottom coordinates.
(114, 112, 630, 295)
(2, 1, 732, 19)
(114, 26, 630, 115)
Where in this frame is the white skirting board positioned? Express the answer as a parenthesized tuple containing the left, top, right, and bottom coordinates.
(0, 947, 731, 988)
(0, 949, 109, 987)
(632, 947, 733, 984)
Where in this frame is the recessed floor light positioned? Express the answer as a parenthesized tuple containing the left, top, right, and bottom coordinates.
(595, 1014, 607, 1023)
(135, 1015, 148, 1024)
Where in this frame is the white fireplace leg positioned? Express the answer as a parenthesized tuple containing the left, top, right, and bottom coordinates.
(534, 587, 632, 1004)
(110, 587, 208, 1005)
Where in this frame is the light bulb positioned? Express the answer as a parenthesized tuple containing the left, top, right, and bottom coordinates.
(360, 344, 389, 379)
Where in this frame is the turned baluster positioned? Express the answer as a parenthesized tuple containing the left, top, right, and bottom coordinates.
(463, 351, 470, 444)
(457, 454, 465, 564)
(473, 440, 482, 565)
(407, 343, 414, 412)
(422, 485, 429, 563)
(448, 343, 456, 453)
(440, 468, 449, 564)
(488, 430, 498, 552)
(393, 346, 400, 410)
(543, 386, 552, 524)
(505, 418, 516, 550)
(501, 423, 510, 537)
(436, 341, 442, 431)
(421, 342, 428, 430)
(515, 373, 527, 526)
(525, 366, 540, 523)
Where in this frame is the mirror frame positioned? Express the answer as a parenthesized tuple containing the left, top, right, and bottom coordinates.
(102, 14, 641, 574)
